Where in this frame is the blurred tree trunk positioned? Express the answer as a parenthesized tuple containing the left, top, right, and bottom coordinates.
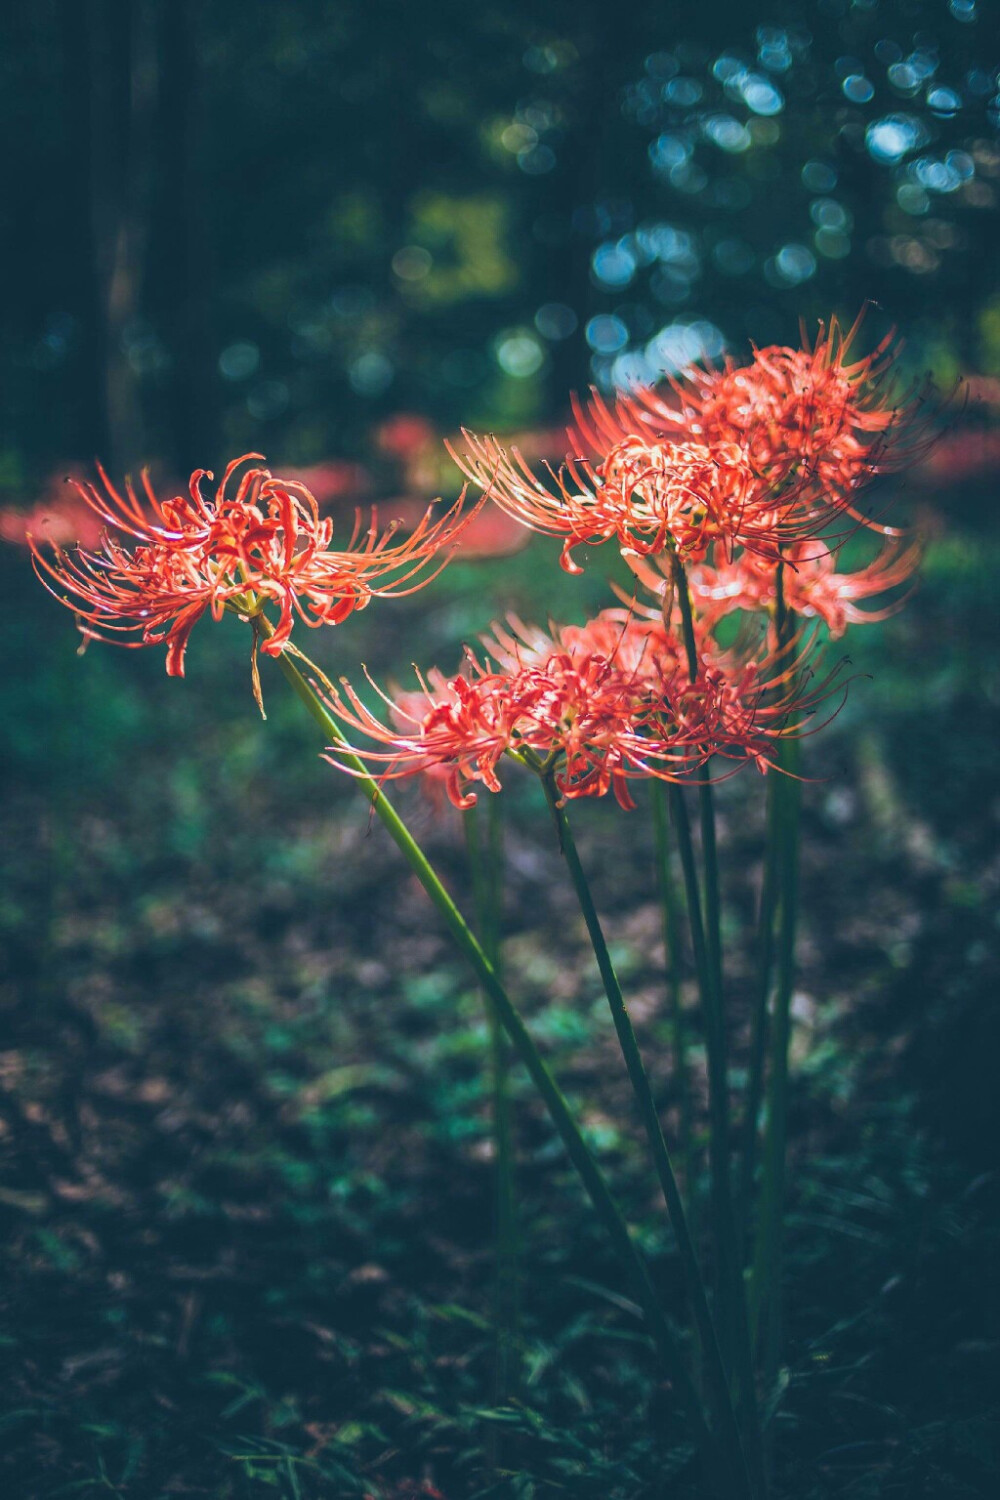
(159, 0, 216, 472)
(85, 0, 158, 473)
(55, 0, 108, 461)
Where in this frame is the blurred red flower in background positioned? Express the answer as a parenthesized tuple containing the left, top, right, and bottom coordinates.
(0, 471, 108, 550)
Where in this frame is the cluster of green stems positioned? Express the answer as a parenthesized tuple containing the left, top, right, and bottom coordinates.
(242, 552, 802, 1497)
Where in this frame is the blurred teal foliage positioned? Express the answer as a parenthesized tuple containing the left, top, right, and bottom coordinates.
(1, 0, 999, 481)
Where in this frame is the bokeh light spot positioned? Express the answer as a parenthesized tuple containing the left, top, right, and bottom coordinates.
(585, 315, 629, 354)
(663, 76, 704, 106)
(495, 331, 544, 377)
(645, 319, 724, 375)
(518, 144, 556, 174)
(765, 243, 816, 286)
(866, 114, 928, 164)
(741, 74, 784, 115)
(927, 87, 962, 116)
(801, 160, 838, 192)
(704, 115, 753, 152)
(219, 341, 260, 381)
(842, 75, 875, 103)
(349, 352, 394, 397)
(534, 303, 578, 341)
(391, 246, 432, 281)
(592, 243, 637, 289)
(810, 198, 851, 230)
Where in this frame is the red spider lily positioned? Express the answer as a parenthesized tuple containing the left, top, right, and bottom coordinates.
(449, 427, 802, 574)
(621, 312, 928, 526)
(29, 454, 480, 675)
(700, 537, 920, 637)
(332, 660, 516, 811)
(624, 535, 921, 638)
(484, 608, 689, 688)
(487, 612, 843, 774)
(386, 668, 500, 810)
(321, 612, 841, 810)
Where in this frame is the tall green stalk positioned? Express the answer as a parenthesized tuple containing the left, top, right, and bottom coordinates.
(750, 564, 803, 1393)
(668, 555, 762, 1478)
(738, 766, 781, 1235)
(541, 778, 757, 1500)
(266, 642, 722, 1470)
(667, 783, 735, 1321)
(668, 782, 763, 1485)
(651, 781, 693, 1202)
(464, 798, 519, 1420)
(670, 550, 724, 1002)
(750, 738, 800, 1376)
(668, 561, 738, 1322)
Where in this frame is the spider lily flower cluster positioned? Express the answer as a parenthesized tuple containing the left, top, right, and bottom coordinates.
(29, 453, 479, 675)
(628, 315, 914, 498)
(449, 426, 797, 573)
(328, 314, 919, 814)
(27, 315, 921, 703)
(28, 315, 929, 1496)
(324, 611, 841, 811)
(623, 533, 922, 639)
(452, 313, 924, 584)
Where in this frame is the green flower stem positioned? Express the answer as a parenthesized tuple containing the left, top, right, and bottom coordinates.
(669, 549, 724, 1000)
(739, 563, 793, 1240)
(668, 556, 763, 1487)
(666, 786, 714, 1025)
(750, 736, 800, 1382)
(738, 780, 780, 1235)
(668, 782, 737, 1349)
(668, 782, 764, 1500)
(540, 776, 754, 1500)
(651, 781, 693, 1202)
(267, 643, 718, 1461)
(464, 799, 519, 1419)
(668, 559, 737, 1326)
(751, 566, 803, 1395)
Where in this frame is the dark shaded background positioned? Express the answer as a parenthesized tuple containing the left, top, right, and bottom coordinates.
(4, 0, 1000, 478)
(1, 2, 999, 1496)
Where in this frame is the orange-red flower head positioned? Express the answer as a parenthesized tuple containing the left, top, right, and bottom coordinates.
(450, 426, 801, 574)
(624, 534, 921, 639)
(691, 537, 920, 637)
(624, 312, 927, 524)
(30, 455, 479, 675)
(321, 611, 838, 810)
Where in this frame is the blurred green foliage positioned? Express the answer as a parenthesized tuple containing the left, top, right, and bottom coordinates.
(1, 0, 999, 481)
